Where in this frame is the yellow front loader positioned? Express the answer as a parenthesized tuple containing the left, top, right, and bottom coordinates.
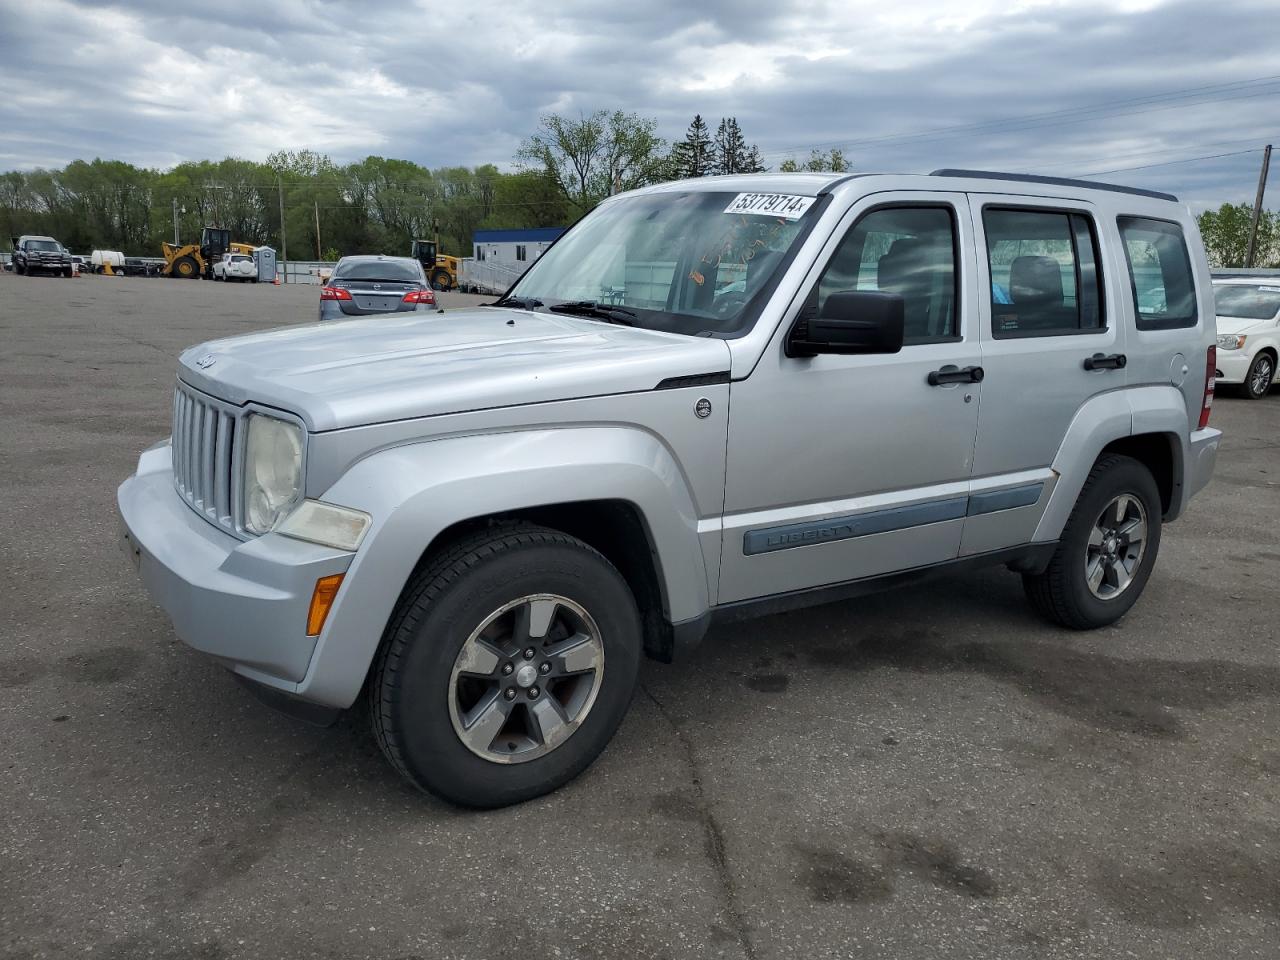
(163, 227, 254, 279)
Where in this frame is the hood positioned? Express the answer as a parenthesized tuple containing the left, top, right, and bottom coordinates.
(1215, 315, 1275, 336)
(178, 308, 733, 431)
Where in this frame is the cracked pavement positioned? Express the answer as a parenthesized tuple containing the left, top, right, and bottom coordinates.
(2, 273, 1278, 959)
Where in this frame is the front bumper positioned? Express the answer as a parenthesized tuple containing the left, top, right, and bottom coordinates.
(117, 441, 354, 698)
(1215, 349, 1253, 384)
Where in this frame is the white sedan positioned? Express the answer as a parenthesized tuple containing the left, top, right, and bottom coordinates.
(1213, 278, 1280, 399)
(213, 253, 257, 282)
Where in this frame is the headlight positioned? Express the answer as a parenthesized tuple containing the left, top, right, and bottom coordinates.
(242, 413, 303, 534)
(1217, 333, 1246, 351)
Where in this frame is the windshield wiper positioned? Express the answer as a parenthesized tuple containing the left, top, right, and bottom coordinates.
(485, 295, 544, 310)
(547, 301, 638, 326)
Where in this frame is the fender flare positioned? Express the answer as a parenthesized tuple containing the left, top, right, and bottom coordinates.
(1033, 385, 1188, 542)
(294, 426, 710, 708)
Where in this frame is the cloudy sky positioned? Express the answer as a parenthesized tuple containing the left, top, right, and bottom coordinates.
(1, 0, 1277, 210)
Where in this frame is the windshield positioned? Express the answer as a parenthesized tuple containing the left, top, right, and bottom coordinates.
(27, 240, 60, 252)
(1213, 283, 1280, 320)
(334, 259, 422, 282)
(505, 191, 819, 336)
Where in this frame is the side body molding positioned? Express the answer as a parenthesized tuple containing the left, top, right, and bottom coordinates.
(295, 427, 710, 707)
(1032, 385, 1188, 542)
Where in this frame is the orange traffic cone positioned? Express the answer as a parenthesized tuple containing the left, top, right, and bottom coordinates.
(273, 275, 280, 285)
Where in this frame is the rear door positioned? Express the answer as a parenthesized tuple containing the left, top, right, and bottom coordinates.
(961, 194, 1125, 556)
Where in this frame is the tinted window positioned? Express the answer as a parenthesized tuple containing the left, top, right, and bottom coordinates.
(334, 259, 422, 282)
(1118, 217, 1197, 330)
(1213, 283, 1280, 320)
(26, 239, 60, 252)
(984, 209, 1103, 337)
(810, 206, 958, 343)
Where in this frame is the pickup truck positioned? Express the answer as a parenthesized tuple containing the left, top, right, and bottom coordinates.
(11, 235, 72, 276)
(119, 170, 1221, 807)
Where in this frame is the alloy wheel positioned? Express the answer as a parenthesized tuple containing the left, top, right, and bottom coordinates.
(1251, 356, 1274, 397)
(1084, 494, 1148, 600)
(447, 594, 605, 764)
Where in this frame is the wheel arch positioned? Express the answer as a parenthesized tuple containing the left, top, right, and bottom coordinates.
(1033, 386, 1191, 541)
(294, 428, 711, 708)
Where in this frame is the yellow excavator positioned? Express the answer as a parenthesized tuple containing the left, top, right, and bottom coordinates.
(411, 236, 460, 291)
(162, 227, 254, 279)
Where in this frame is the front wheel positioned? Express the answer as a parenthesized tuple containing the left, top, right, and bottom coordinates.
(429, 268, 452, 291)
(1023, 454, 1162, 629)
(370, 524, 641, 808)
(1243, 352, 1275, 399)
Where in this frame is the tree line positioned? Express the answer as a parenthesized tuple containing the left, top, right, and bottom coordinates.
(3, 108, 1271, 266)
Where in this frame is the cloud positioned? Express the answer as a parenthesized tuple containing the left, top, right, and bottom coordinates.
(0, 0, 1275, 206)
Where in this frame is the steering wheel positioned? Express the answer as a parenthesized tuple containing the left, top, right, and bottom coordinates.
(711, 291, 750, 319)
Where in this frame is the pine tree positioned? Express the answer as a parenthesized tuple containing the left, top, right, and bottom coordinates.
(742, 144, 767, 173)
(713, 117, 748, 175)
(670, 115, 714, 179)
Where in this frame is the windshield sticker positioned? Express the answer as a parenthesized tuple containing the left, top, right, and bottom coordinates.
(724, 193, 816, 220)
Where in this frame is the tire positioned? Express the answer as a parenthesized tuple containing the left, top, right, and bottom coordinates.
(1242, 352, 1276, 400)
(14, 262, 24, 276)
(370, 523, 641, 808)
(1023, 454, 1162, 630)
(172, 255, 200, 279)
(430, 268, 452, 292)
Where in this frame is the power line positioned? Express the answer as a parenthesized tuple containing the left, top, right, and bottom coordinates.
(764, 86, 1280, 163)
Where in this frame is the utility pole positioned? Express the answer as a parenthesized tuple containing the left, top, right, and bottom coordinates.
(277, 174, 287, 283)
(1244, 144, 1272, 269)
(172, 197, 180, 245)
(314, 199, 322, 260)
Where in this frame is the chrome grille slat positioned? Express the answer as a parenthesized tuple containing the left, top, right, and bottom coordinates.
(171, 382, 239, 534)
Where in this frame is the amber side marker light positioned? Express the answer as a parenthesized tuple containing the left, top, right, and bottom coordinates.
(307, 574, 345, 637)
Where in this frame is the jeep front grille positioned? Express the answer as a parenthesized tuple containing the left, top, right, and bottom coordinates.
(171, 382, 238, 533)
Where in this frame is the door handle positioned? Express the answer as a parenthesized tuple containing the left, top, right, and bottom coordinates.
(1084, 353, 1127, 371)
(928, 364, 985, 386)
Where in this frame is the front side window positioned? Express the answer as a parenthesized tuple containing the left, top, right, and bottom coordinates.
(1213, 283, 1280, 320)
(985, 208, 1103, 338)
(807, 205, 959, 343)
(1119, 217, 1197, 330)
(507, 191, 819, 337)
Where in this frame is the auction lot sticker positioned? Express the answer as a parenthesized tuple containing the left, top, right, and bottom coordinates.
(724, 193, 816, 220)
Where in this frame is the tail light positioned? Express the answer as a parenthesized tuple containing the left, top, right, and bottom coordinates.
(403, 289, 435, 305)
(1198, 345, 1216, 430)
(320, 286, 352, 301)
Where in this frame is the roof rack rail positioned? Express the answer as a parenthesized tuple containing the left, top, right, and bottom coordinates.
(929, 169, 1178, 202)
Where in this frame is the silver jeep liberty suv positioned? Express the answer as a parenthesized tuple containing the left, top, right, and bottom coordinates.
(119, 170, 1221, 807)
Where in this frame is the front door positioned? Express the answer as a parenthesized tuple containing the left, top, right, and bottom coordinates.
(959, 195, 1127, 556)
(717, 193, 983, 605)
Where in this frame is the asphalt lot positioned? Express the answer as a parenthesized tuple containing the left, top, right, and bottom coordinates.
(1, 271, 1278, 960)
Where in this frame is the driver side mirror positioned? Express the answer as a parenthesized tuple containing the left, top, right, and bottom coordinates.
(786, 290, 905, 357)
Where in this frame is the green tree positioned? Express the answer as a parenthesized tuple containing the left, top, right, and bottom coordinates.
(518, 110, 667, 213)
(671, 115, 715, 179)
(778, 148, 850, 173)
(1197, 202, 1280, 268)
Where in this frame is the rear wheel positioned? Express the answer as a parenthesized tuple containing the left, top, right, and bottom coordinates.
(172, 255, 200, 279)
(1023, 454, 1162, 629)
(370, 524, 641, 808)
(1243, 352, 1275, 399)
(430, 268, 453, 291)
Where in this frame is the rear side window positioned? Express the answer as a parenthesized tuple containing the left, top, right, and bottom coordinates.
(984, 208, 1104, 338)
(811, 205, 959, 343)
(1118, 217, 1197, 330)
